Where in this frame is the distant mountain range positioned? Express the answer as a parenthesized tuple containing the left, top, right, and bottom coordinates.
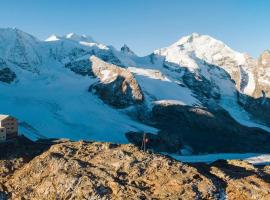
(0, 27, 269, 154)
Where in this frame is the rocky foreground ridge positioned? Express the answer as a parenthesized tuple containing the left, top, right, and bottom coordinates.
(0, 137, 270, 200)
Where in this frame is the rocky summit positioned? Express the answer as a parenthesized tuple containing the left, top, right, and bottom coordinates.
(0, 137, 270, 200)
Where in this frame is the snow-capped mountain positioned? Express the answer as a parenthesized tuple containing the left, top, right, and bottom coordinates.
(0, 28, 41, 73)
(46, 33, 95, 43)
(149, 33, 270, 128)
(0, 28, 269, 154)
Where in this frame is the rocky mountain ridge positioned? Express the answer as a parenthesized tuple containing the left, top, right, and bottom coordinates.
(1, 137, 270, 200)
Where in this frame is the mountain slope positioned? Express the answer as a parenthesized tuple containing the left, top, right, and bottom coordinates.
(0, 28, 269, 154)
(142, 33, 269, 130)
(0, 28, 157, 141)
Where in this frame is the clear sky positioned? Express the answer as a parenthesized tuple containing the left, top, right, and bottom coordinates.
(0, 0, 269, 57)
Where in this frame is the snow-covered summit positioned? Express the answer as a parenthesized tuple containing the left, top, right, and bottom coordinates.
(151, 33, 259, 99)
(45, 34, 60, 42)
(0, 27, 40, 49)
(45, 33, 95, 43)
(154, 33, 247, 70)
(0, 27, 39, 41)
(64, 33, 95, 43)
(0, 28, 41, 72)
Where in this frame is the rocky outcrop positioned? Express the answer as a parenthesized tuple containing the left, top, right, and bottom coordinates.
(253, 50, 270, 98)
(65, 59, 93, 76)
(0, 59, 16, 83)
(0, 68, 16, 83)
(0, 137, 270, 199)
(192, 159, 270, 200)
(64, 52, 123, 76)
(182, 68, 220, 100)
(238, 94, 270, 126)
(89, 56, 144, 108)
(120, 44, 136, 56)
(127, 102, 270, 154)
(238, 51, 270, 125)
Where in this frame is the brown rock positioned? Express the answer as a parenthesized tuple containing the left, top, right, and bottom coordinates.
(89, 56, 144, 108)
(1, 138, 270, 199)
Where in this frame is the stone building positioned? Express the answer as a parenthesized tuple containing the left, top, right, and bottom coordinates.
(0, 115, 18, 141)
(0, 127, 6, 142)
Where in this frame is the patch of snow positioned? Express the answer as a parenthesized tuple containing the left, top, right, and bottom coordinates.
(154, 100, 187, 106)
(100, 70, 117, 82)
(65, 33, 95, 43)
(245, 154, 270, 165)
(243, 71, 256, 95)
(220, 95, 270, 132)
(128, 67, 171, 82)
(45, 35, 60, 42)
(79, 41, 109, 50)
(168, 153, 270, 165)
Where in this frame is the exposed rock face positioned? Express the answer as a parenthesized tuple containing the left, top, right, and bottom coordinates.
(182, 68, 221, 101)
(120, 44, 136, 56)
(238, 51, 270, 125)
(193, 159, 270, 200)
(0, 59, 16, 83)
(254, 50, 270, 98)
(89, 56, 144, 108)
(0, 138, 270, 199)
(62, 48, 123, 76)
(0, 68, 16, 83)
(238, 94, 270, 126)
(127, 102, 270, 154)
(65, 59, 93, 76)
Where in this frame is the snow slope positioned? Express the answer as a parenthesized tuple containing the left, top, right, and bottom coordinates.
(0, 28, 158, 142)
(128, 66, 199, 106)
(0, 60, 157, 142)
(0, 28, 269, 146)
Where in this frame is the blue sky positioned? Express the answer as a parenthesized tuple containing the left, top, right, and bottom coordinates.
(0, 0, 269, 57)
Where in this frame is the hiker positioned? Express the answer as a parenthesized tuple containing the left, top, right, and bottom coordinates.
(141, 133, 149, 152)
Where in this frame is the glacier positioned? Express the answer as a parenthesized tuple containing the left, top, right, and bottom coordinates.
(0, 27, 269, 155)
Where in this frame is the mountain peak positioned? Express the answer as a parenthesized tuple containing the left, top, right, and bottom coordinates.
(120, 44, 136, 56)
(64, 33, 95, 43)
(0, 27, 39, 42)
(45, 33, 95, 43)
(45, 34, 60, 42)
(258, 50, 270, 67)
(174, 33, 222, 47)
(154, 33, 247, 71)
